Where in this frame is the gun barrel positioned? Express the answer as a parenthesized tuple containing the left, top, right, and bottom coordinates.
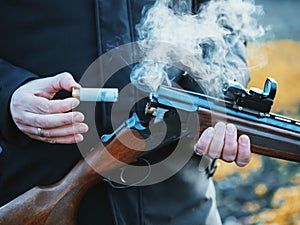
(152, 85, 300, 162)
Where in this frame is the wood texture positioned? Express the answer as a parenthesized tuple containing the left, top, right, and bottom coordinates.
(0, 129, 145, 225)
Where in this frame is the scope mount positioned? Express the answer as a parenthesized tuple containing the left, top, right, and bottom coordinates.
(223, 77, 277, 116)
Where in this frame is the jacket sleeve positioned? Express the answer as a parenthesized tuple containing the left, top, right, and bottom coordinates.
(0, 58, 39, 143)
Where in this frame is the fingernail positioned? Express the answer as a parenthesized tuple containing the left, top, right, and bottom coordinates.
(75, 134, 84, 143)
(194, 144, 203, 156)
(72, 98, 80, 107)
(79, 124, 88, 133)
(226, 124, 235, 134)
(240, 135, 249, 145)
(206, 127, 214, 137)
(74, 114, 83, 122)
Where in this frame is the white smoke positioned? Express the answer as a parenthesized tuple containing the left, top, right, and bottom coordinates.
(130, 0, 265, 96)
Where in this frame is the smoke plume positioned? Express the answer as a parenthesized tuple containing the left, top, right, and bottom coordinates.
(130, 0, 265, 96)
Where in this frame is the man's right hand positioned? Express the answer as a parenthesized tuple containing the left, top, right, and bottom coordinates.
(10, 72, 88, 144)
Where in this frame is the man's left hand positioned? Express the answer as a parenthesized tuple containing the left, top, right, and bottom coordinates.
(194, 122, 251, 167)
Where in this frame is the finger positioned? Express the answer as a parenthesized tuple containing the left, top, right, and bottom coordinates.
(30, 97, 80, 114)
(221, 123, 238, 162)
(236, 135, 251, 167)
(32, 73, 80, 99)
(195, 127, 214, 155)
(48, 72, 80, 93)
(21, 123, 88, 137)
(28, 133, 84, 144)
(18, 111, 85, 128)
(208, 122, 226, 159)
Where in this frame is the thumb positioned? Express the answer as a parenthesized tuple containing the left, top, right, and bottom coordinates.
(47, 72, 81, 93)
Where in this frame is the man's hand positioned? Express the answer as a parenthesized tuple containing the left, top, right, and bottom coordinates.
(10, 72, 88, 144)
(194, 122, 251, 167)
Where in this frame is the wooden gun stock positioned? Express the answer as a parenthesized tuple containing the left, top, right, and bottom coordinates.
(0, 128, 145, 225)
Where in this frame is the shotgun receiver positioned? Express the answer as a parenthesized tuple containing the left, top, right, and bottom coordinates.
(0, 78, 299, 225)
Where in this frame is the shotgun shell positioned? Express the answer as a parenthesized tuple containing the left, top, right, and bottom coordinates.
(72, 87, 118, 102)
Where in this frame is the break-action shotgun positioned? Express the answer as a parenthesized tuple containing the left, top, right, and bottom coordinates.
(0, 77, 299, 225)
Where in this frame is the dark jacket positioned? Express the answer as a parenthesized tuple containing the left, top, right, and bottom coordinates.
(0, 0, 222, 224)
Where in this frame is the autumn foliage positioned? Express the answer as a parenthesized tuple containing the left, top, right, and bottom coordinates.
(215, 40, 300, 225)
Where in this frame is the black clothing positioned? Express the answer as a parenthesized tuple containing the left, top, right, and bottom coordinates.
(0, 1, 223, 224)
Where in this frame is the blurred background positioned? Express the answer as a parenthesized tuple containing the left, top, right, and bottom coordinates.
(214, 0, 300, 224)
